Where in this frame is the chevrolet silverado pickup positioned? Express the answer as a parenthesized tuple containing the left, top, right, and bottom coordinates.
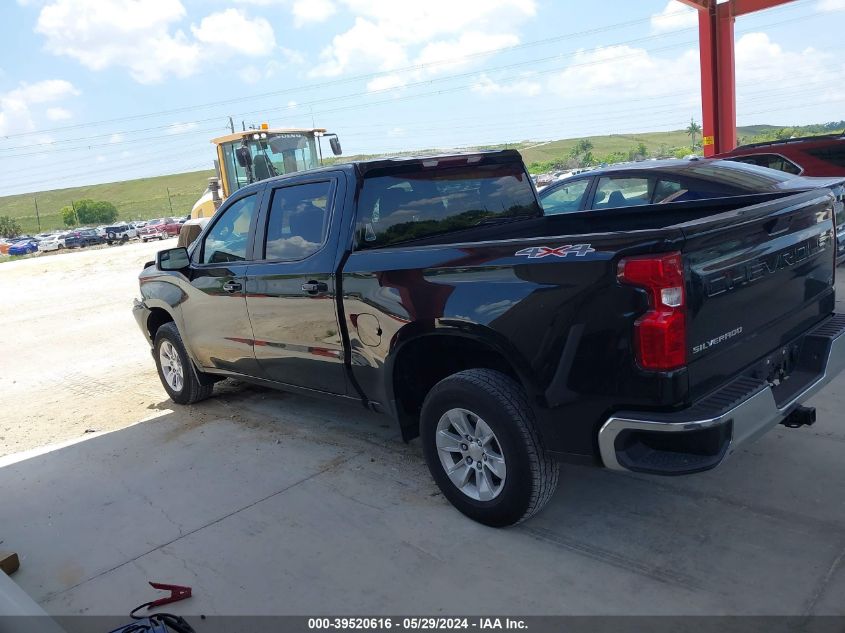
(133, 150, 845, 526)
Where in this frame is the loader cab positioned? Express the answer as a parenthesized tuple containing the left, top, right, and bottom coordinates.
(216, 127, 341, 197)
(190, 126, 342, 221)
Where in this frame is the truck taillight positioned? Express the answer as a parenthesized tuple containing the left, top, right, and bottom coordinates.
(618, 252, 687, 371)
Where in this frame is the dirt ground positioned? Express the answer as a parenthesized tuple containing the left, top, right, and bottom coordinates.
(0, 239, 177, 457)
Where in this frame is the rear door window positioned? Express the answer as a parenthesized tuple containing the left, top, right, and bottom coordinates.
(540, 179, 590, 215)
(592, 176, 651, 209)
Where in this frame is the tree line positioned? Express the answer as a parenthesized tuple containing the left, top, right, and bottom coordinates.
(0, 198, 119, 239)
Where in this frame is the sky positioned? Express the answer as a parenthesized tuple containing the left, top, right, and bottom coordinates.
(0, 0, 844, 196)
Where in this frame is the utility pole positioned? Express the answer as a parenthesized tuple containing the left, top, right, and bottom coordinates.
(228, 116, 235, 134)
(33, 196, 41, 233)
(166, 187, 174, 215)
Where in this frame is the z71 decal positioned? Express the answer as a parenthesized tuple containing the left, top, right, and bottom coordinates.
(515, 244, 596, 259)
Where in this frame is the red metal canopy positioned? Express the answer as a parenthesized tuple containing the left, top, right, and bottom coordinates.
(677, 0, 797, 156)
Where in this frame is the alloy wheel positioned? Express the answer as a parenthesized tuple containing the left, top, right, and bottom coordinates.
(435, 408, 507, 501)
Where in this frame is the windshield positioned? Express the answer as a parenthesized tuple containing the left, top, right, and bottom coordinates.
(222, 133, 319, 193)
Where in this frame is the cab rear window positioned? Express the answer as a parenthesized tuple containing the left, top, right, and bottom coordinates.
(356, 162, 541, 248)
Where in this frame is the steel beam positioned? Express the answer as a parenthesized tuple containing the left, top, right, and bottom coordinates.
(685, 0, 797, 156)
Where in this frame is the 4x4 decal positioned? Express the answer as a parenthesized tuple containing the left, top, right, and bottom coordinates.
(515, 244, 595, 259)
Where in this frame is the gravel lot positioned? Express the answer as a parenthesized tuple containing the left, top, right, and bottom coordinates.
(1, 240, 844, 622)
(0, 239, 175, 457)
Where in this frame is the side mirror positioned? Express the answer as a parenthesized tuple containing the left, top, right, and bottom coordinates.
(329, 136, 342, 156)
(236, 146, 252, 167)
(157, 247, 190, 271)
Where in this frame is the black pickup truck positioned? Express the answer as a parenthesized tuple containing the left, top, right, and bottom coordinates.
(134, 150, 845, 526)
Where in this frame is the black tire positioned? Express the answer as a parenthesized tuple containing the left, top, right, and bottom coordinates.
(120, 234, 129, 244)
(420, 369, 559, 527)
(153, 322, 214, 405)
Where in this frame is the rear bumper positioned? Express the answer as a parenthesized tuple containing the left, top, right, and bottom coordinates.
(599, 314, 845, 475)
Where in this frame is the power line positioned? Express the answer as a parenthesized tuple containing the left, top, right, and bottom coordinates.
(0, 0, 812, 144)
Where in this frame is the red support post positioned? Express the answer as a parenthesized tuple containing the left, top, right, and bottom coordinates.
(683, 0, 797, 157)
(715, 2, 737, 154)
(696, 2, 719, 157)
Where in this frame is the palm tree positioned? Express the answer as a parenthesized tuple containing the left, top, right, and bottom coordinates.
(686, 118, 702, 150)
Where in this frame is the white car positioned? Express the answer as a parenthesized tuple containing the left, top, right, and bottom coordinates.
(38, 233, 68, 252)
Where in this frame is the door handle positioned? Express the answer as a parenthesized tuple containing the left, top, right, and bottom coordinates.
(301, 281, 329, 294)
(222, 280, 243, 293)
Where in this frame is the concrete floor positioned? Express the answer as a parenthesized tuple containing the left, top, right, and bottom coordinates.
(1, 254, 844, 624)
(2, 371, 844, 622)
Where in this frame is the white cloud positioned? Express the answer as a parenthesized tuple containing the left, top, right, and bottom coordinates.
(471, 72, 541, 97)
(548, 44, 700, 102)
(36, 0, 200, 84)
(817, 0, 845, 10)
(34, 1, 284, 84)
(108, 133, 124, 143)
(46, 106, 72, 121)
(543, 31, 845, 131)
(0, 79, 79, 135)
(312, 0, 535, 88)
(292, 0, 336, 26)
(165, 121, 198, 134)
(192, 9, 276, 57)
(366, 32, 519, 91)
(7, 79, 79, 104)
(239, 50, 305, 84)
(733, 32, 845, 120)
(240, 65, 263, 84)
(650, 1, 698, 33)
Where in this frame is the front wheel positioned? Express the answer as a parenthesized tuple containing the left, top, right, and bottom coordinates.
(153, 322, 214, 405)
(420, 369, 559, 527)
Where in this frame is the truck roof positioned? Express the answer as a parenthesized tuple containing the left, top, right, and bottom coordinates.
(233, 150, 525, 193)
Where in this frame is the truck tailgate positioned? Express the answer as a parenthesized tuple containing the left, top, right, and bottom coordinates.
(680, 188, 837, 400)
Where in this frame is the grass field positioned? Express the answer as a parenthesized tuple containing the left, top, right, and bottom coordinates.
(0, 122, 835, 234)
(1, 170, 213, 233)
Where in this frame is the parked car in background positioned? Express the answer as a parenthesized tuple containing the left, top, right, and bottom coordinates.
(161, 218, 184, 236)
(65, 229, 105, 248)
(8, 238, 40, 255)
(104, 224, 138, 245)
(38, 232, 69, 252)
(139, 218, 172, 242)
(716, 134, 845, 177)
(539, 159, 845, 265)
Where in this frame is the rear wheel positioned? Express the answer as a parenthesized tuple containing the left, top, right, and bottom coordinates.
(420, 369, 559, 527)
(153, 322, 214, 405)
